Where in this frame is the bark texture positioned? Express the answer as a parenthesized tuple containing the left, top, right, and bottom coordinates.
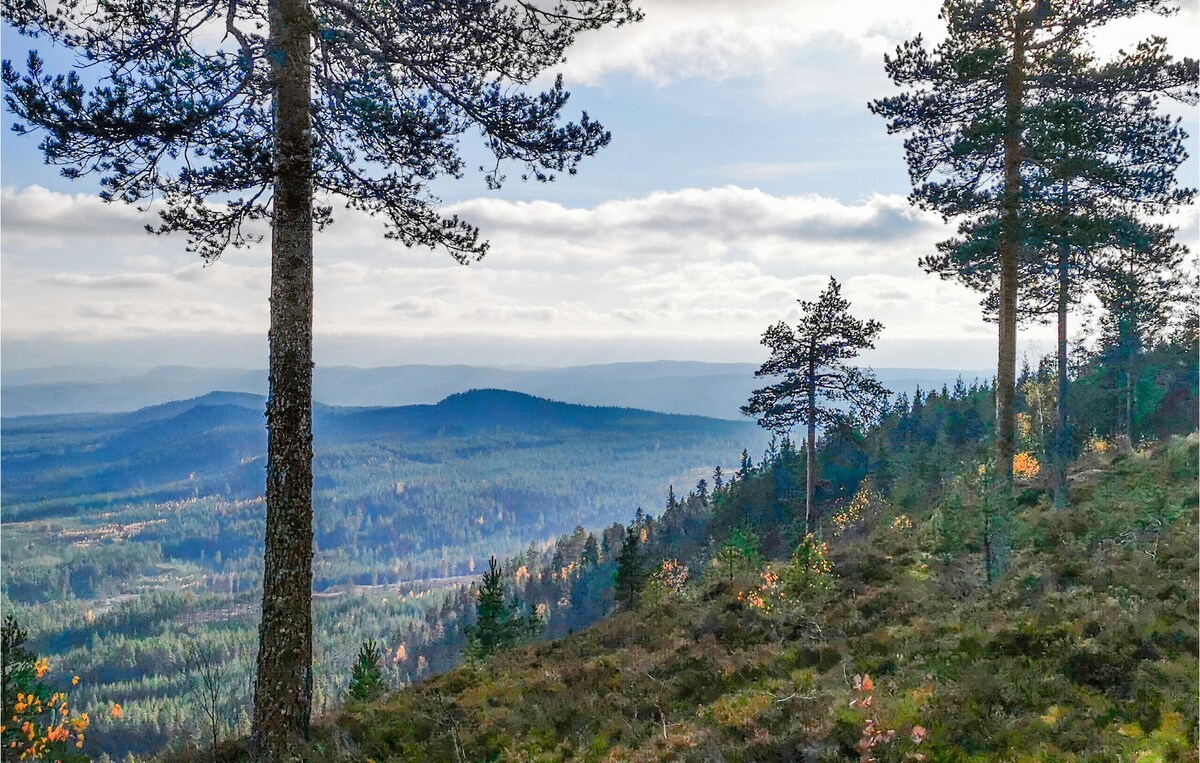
(989, 10, 1030, 582)
(253, 0, 315, 757)
(996, 12, 1028, 486)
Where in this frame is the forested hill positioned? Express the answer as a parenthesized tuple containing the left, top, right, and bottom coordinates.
(2, 388, 757, 516)
(319, 389, 747, 441)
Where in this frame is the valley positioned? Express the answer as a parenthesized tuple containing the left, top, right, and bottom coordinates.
(0, 388, 767, 757)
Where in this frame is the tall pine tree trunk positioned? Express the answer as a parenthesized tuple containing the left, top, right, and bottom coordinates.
(1123, 256, 1137, 446)
(805, 357, 816, 536)
(996, 12, 1027, 484)
(254, 0, 315, 758)
(1124, 316, 1136, 445)
(1052, 183, 1070, 509)
(989, 9, 1029, 582)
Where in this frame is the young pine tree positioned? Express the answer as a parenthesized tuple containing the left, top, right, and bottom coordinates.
(346, 640, 386, 703)
(742, 277, 889, 534)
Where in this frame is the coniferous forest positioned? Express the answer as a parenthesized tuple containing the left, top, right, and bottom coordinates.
(0, 0, 1197, 761)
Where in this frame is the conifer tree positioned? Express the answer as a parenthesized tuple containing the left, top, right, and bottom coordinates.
(346, 640, 385, 702)
(1, 617, 36, 752)
(738, 450, 753, 480)
(742, 277, 889, 534)
(1093, 223, 1188, 442)
(2, 1, 639, 755)
(613, 526, 643, 609)
(464, 557, 540, 660)
(870, 0, 1193, 486)
(918, 40, 1195, 507)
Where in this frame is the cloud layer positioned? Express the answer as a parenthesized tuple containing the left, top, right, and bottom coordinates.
(1, 182, 1055, 368)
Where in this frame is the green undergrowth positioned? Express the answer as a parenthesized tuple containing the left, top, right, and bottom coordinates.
(297, 435, 1197, 762)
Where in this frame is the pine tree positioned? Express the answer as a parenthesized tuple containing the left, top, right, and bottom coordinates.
(712, 466, 724, 494)
(464, 557, 540, 660)
(870, 0, 1193, 578)
(613, 526, 643, 609)
(918, 43, 1195, 507)
(696, 479, 709, 507)
(742, 277, 889, 534)
(1, 1, 638, 754)
(346, 640, 386, 702)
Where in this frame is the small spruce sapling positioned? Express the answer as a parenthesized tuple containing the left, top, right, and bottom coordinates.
(346, 639, 386, 702)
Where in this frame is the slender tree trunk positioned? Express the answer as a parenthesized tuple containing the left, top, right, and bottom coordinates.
(1124, 257, 1137, 444)
(805, 356, 816, 536)
(989, 10, 1029, 583)
(1052, 182, 1069, 509)
(1125, 320, 1135, 442)
(996, 12, 1027, 485)
(253, 0, 315, 758)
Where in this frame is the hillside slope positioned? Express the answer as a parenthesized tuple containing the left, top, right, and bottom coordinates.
(314, 434, 1198, 762)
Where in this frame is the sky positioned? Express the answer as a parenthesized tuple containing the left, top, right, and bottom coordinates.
(2, 0, 1197, 372)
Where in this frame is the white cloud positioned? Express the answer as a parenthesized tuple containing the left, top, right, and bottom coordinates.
(559, 0, 944, 87)
(2, 182, 1003, 360)
(558, 0, 1198, 91)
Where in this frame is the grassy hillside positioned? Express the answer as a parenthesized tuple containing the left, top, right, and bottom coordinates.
(308, 433, 1198, 762)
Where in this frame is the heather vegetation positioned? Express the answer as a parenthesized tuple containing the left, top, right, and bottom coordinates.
(307, 334, 1199, 762)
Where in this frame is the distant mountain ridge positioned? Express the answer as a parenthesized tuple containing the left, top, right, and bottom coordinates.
(1, 361, 988, 419)
(1, 388, 758, 515)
